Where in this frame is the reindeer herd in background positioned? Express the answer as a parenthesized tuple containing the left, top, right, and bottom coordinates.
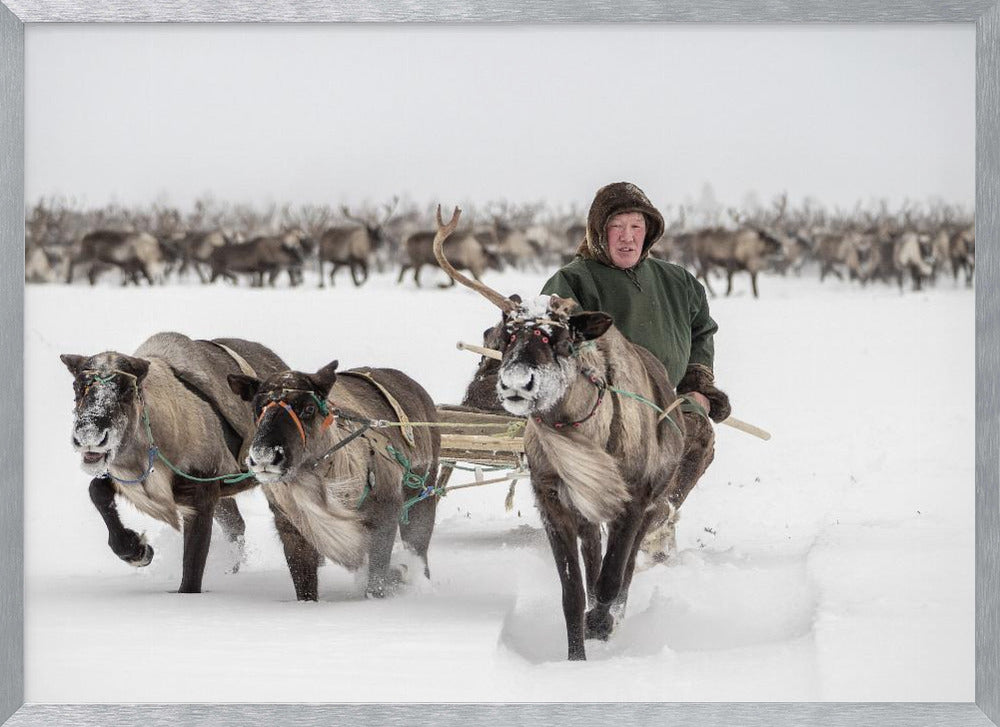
(25, 193, 975, 296)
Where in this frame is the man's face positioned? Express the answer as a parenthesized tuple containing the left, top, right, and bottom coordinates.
(606, 211, 646, 269)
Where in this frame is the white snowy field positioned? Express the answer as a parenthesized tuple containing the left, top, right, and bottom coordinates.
(23, 267, 974, 703)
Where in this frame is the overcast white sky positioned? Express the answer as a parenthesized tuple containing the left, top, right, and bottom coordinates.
(25, 24, 975, 214)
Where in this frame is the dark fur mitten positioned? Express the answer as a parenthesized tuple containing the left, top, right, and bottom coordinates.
(676, 363, 732, 423)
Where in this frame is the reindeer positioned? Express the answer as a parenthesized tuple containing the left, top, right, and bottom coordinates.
(228, 363, 441, 601)
(842, 231, 881, 286)
(60, 333, 287, 593)
(892, 230, 935, 292)
(433, 207, 715, 661)
(949, 225, 975, 287)
(65, 230, 167, 286)
(691, 212, 783, 298)
(397, 228, 502, 288)
(207, 229, 311, 287)
(174, 229, 237, 283)
(318, 199, 398, 287)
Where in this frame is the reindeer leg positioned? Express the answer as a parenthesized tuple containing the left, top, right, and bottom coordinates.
(398, 474, 439, 580)
(268, 498, 320, 601)
(615, 507, 665, 617)
(586, 504, 644, 641)
(396, 264, 409, 284)
(89, 476, 153, 566)
(350, 261, 364, 287)
(698, 265, 716, 297)
(365, 502, 400, 599)
(578, 521, 602, 608)
(213, 497, 246, 574)
(751, 270, 759, 298)
(177, 479, 220, 594)
(540, 502, 587, 660)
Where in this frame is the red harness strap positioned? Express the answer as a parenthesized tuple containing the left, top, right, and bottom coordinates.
(257, 400, 308, 445)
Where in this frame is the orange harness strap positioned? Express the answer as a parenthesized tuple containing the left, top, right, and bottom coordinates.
(257, 400, 308, 445)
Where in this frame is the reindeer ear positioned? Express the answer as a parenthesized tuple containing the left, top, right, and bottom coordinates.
(59, 354, 88, 377)
(310, 360, 339, 397)
(508, 293, 523, 305)
(118, 355, 151, 383)
(228, 373, 261, 402)
(569, 312, 613, 341)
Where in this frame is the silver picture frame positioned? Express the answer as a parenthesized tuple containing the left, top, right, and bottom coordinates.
(2, 2, 997, 725)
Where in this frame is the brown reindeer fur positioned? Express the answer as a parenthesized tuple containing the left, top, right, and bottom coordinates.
(61, 332, 287, 593)
(494, 298, 716, 659)
(525, 326, 684, 526)
(236, 366, 440, 600)
(459, 323, 506, 412)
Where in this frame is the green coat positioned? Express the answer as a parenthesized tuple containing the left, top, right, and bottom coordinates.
(541, 256, 717, 387)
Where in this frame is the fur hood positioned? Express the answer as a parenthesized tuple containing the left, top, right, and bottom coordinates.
(577, 182, 665, 268)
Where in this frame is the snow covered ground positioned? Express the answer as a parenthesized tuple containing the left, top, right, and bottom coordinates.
(23, 266, 974, 703)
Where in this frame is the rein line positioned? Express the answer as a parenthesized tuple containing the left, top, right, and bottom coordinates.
(82, 368, 255, 486)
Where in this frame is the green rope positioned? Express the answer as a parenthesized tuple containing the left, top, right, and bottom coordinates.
(386, 444, 431, 490)
(386, 443, 444, 524)
(136, 387, 256, 485)
(607, 386, 665, 413)
(356, 470, 375, 508)
(605, 386, 709, 438)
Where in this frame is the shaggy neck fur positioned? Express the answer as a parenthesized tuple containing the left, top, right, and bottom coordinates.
(525, 327, 683, 524)
(261, 411, 372, 571)
(104, 359, 237, 528)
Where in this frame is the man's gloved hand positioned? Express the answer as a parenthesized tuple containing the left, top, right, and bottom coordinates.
(677, 364, 732, 423)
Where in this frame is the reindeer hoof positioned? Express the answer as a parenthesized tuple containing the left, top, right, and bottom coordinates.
(123, 543, 154, 568)
(585, 607, 615, 641)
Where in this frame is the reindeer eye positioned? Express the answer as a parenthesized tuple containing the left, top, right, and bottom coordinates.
(302, 404, 316, 419)
(509, 333, 516, 342)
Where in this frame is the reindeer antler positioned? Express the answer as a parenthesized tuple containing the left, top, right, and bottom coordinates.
(340, 205, 366, 225)
(433, 205, 516, 314)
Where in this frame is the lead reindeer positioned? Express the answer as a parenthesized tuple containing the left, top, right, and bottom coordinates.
(433, 207, 717, 661)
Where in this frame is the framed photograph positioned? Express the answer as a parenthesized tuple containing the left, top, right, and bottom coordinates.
(2, 2, 998, 726)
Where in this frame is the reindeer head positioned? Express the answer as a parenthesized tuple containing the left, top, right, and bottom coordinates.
(281, 228, 314, 258)
(431, 206, 612, 418)
(342, 196, 399, 250)
(228, 363, 338, 484)
(493, 296, 612, 417)
(60, 351, 150, 477)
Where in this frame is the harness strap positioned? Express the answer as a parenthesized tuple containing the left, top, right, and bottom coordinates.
(258, 400, 307, 445)
(338, 370, 415, 447)
(205, 340, 258, 378)
(309, 417, 373, 469)
(533, 367, 606, 430)
(109, 446, 158, 485)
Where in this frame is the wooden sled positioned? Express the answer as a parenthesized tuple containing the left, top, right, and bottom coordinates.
(434, 405, 528, 494)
